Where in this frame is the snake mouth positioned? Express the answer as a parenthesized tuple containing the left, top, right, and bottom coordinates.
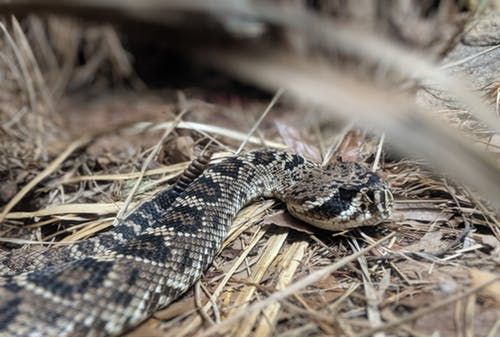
(286, 187, 394, 232)
(287, 204, 385, 231)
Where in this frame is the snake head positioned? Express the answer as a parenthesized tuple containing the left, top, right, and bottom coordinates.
(284, 162, 393, 231)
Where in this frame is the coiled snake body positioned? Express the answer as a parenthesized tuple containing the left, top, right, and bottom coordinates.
(0, 150, 393, 336)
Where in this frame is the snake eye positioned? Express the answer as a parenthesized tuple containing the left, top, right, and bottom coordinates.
(338, 187, 358, 200)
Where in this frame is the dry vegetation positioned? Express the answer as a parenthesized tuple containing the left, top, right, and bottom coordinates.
(0, 1, 499, 337)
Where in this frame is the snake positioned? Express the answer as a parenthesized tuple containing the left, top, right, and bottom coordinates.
(0, 149, 393, 337)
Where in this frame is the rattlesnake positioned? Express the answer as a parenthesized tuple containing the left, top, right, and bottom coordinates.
(0, 149, 393, 337)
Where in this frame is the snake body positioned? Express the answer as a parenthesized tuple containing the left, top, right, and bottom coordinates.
(0, 149, 392, 337)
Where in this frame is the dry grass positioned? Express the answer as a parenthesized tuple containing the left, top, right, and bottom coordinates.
(0, 1, 499, 337)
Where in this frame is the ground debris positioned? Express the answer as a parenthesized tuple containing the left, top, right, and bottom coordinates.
(0, 2, 499, 337)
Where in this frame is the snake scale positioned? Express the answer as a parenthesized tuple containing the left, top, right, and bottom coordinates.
(0, 149, 393, 337)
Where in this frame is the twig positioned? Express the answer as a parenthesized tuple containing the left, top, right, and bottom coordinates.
(236, 88, 284, 155)
(0, 21, 37, 112)
(486, 320, 500, 337)
(349, 238, 385, 337)
(115, 111, 187, 221)
(322, 121, 354, 166)
(5, 202, 131, 220)
(136, 121, 286, 149)
(372, 133, 385, 171)
(194, 281, 214, 325)
(440, 44, 500, 70)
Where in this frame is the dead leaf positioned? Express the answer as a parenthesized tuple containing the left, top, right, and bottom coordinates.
(469, 268, 500, 305)
(262, 210, 314, 235)
(398, 291, 439, 308)
(275, 120, 321, 162)
(335, 129, 367, 162)
(411, 301, 457, 337)
(405, 231, 446, 253)
(472, 233, 500, 249)
(160, 135, 195, 163)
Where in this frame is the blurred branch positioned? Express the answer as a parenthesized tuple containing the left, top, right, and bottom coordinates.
(194, 47, 500, 204)
(1, 0, 499, 203)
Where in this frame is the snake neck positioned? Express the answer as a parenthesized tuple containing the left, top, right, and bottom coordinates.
(179, 150, 317, 228)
